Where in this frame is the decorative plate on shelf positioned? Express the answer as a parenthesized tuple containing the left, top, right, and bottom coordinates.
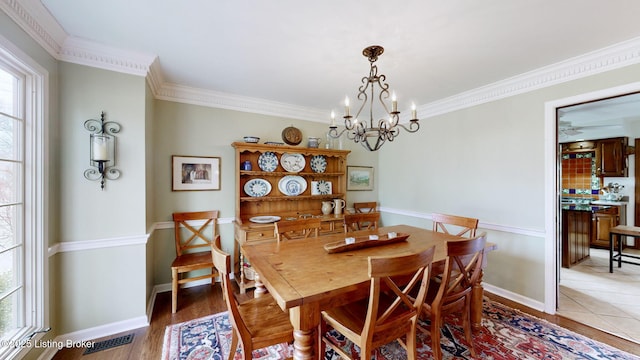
(280, 153, 305, 173)
(258, 152, 278, 172)
(278, 175, 307, 196)
(249, 215, 281, 223)
(310, 155, 327, 173)
(311, 180, 332, 195)
(243, 179, 272, 197)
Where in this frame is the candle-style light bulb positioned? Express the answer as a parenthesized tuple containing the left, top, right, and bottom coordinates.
(411, 103, 417, 119)
(344, 96, 350, 117)
(330, 110, 336, 126)
(391, 92, 398, 112)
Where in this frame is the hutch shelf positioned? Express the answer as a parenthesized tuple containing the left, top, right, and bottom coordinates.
(232, 142, 350, 293)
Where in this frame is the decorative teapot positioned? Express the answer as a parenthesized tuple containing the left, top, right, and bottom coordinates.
(321, 201, 335, 215)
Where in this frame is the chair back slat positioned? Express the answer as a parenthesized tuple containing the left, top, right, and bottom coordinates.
(363, 246, 435, 352)
(353, 202, 377, 213)
(173, 210, 219, 256)
(211, 242, 252, 342)
(431, 213, 478, 238)
(344, 212, 380, 232)
(274, 218, 321, 242)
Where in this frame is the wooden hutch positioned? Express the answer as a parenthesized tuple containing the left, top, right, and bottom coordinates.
(232, 142, 350, 293)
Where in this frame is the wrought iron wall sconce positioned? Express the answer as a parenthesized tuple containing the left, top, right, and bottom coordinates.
(84, 111, 121, 190)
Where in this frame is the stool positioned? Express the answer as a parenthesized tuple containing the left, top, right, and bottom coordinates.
(608, 225, 640, 272)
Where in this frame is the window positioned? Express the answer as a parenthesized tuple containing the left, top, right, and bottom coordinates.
(0, 37, 46, 359)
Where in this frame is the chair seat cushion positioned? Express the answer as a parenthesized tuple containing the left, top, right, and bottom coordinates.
(171, 251, 213, 268)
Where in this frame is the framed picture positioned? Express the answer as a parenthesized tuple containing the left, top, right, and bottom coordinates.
(347, 166, 374, 191)
(172, 155, 221, 191)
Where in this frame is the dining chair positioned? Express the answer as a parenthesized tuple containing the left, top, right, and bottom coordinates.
(353, 201, 377, 213)
(171, 210, 220, 313)
(320, 246, 436, 360)
(343, 212, 380, 232)
(274, 217, 322, 242)
(420, 232, 487, 360)
(211, 242, 294, 360)
(431, 213, 479, 238)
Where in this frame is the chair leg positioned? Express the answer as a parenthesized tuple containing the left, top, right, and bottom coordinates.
(171, 268, 178, 313)
(463, 297, 477, 358)
(228, 330, 239, 360)
(406, 323, 417, 360)
(431, 315, 442, 360)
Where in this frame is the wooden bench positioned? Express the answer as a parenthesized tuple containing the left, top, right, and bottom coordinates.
(608, 225, 640, 272)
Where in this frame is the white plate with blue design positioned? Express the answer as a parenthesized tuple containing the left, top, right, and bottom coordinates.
(278, 175, 307, 196)
(311, 180, 332, 195)
(310, 155, 327, 173)
(244, 178, 272, 197)
(258, 152, 278, 172)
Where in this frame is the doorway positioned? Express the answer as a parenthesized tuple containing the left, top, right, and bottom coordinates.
(546, 83, 640, 343)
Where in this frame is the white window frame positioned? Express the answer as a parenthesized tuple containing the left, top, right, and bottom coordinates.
(0, 34, 47, 360)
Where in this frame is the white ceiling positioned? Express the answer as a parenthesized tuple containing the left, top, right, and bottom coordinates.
(12, 1, 640, 121)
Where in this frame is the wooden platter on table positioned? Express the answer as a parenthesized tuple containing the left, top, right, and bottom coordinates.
(324, 233, 410, 254)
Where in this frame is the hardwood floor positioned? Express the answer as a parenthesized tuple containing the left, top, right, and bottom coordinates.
(51, 285, 640, 359)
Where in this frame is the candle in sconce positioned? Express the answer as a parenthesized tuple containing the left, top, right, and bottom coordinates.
(391, 92, 398, 112)
(330, 110, 336, 126)
(411, 103, 417, 119)
(344, 96, 350, 117)
(92, 136, 108, 161)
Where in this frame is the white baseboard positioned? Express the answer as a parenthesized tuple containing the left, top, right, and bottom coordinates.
(483, 283, 546, 313)
(37, 315, 148, 360)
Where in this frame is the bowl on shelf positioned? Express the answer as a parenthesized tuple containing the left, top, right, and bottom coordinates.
(243, 136, 260, 143)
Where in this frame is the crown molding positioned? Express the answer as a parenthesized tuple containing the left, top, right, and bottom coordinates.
(5, 1, 640, 123)
(58, 36, 156, 77)
(0, 0, 65, 56)
(154, 82, 328, 121)
(418, 36, 640, 119)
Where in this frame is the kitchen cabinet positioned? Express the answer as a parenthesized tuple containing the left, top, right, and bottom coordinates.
(562, 208, 591, 268)
(591, 207, 619, 248)
(596, 137, 628, 177)
(232, 141, 350, 293)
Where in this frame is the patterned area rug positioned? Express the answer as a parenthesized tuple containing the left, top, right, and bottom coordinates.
(161, 299, 640, 360)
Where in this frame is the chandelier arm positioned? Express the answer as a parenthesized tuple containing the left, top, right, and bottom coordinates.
(397, 121, 421, 133)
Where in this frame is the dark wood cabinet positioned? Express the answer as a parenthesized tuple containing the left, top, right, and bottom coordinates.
(591, 206, 620, 249)
(562, 209, 591, 268)
(596, 137, 628, 177)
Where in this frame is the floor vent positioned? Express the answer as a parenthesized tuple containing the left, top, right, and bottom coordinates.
(83, 333, 134, 355)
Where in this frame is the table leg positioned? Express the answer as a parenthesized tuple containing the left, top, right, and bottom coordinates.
(618, 234, 624, 268)
(289, 303, 320, 360)
(610, 233, 614, 273)
(471, 271, 484, 331)
(253, 273, 268, 297)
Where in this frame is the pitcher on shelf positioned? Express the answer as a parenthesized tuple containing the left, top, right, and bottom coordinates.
(322, 201, 335, 215)
(333, 199, 345, 215)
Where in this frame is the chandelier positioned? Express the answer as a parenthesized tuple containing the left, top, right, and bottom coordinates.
(328, 45, 419, 151)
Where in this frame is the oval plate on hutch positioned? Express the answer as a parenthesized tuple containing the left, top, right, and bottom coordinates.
(278, 175, 307, 196)
(249, 216, 281, 223)
(281, 153, 305, 172)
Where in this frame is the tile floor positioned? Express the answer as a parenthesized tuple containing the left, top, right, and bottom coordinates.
(559, 247, 640, 343)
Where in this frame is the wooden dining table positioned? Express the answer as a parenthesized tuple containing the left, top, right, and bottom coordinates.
(241, 224, 497, 360)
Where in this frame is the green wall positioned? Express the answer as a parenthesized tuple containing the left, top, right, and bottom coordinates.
(379, 62, 640, 302)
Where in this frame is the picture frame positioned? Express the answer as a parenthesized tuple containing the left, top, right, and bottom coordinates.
(172, 155, 221, 191)
(347, 166, 374, 191)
